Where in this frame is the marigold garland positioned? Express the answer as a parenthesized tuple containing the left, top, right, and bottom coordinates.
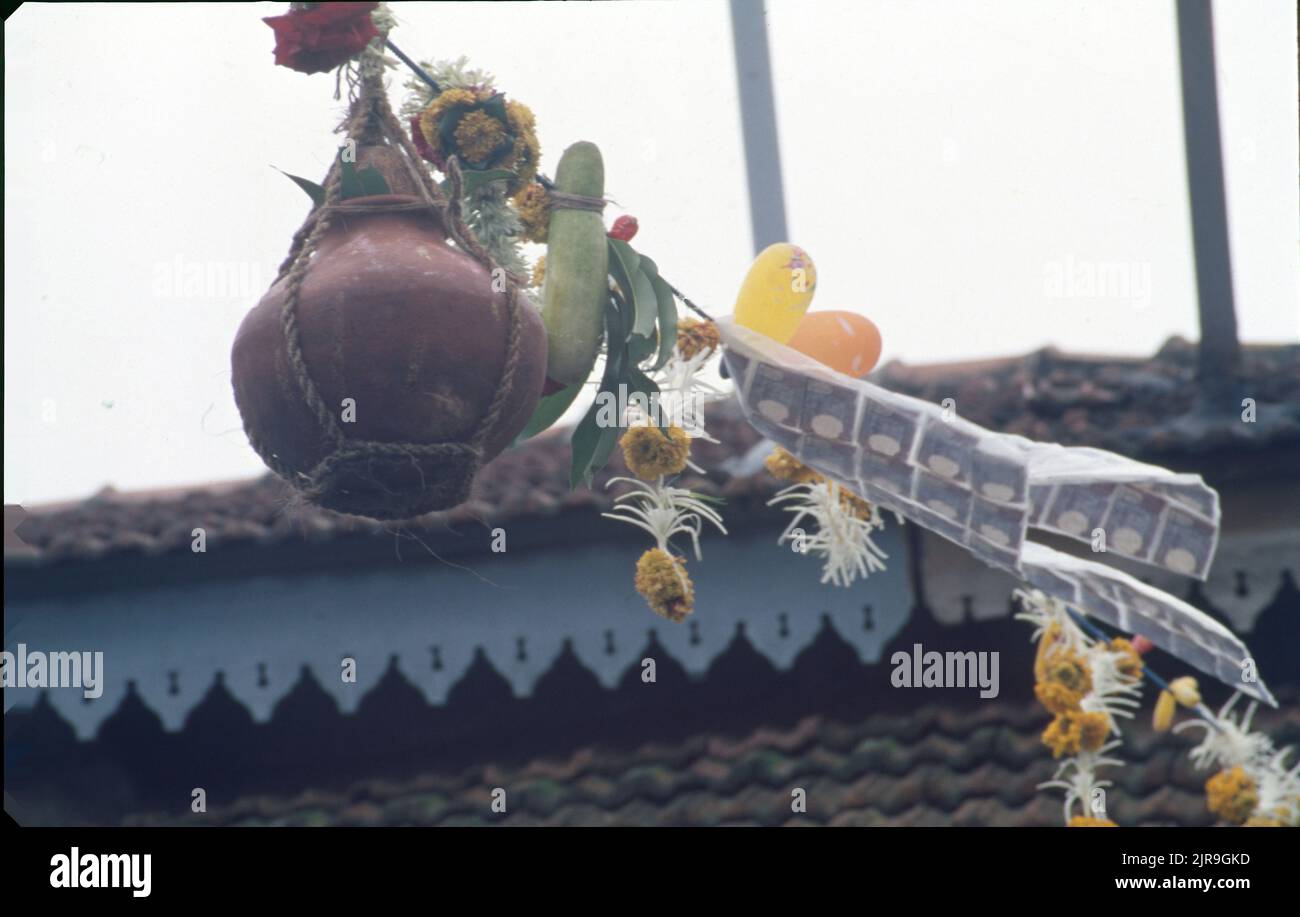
(415, 86, 539, 192)
(635, 547, 695, 623)
(1205, 767, 1259, 824)
(675, 318, 721, 361)
(1067, 815, 1118, 827)
(621, 425, 691, 481)
(512, 182, 551, 244)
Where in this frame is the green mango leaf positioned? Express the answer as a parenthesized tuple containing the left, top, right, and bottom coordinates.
(276, 169, 326, 206)
(630, 265, 659, 340)
(606, 239, 644, 348)
(568, 399, 617, 489)
(628, 333, 656, 367)
(649, 275, 678, 371)
(570, 299, 632, 487)
(357, 167, 391, 196)
(610, 242, 660, 346)
(339, 157, 365, 199)
(517, 381, 584, 443)
(626, 365, 666, 431)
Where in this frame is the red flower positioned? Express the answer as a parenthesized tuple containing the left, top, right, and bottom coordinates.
(609, 215, 639, 242)
(1131, 635, 1155, 655)
(409, 116, 444, 168)
(263, 2, 380, 75)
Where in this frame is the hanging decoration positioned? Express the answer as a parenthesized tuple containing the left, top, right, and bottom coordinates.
(717, 318, 1274, 707)
(240, 2, 1284, 757)
(1017, 590, 1299, 827)
(235, 6, 546, 519)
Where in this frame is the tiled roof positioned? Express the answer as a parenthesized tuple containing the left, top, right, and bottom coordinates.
(7, 339, 1298, 567)
(870, 338, 1300, 458)
(121, 690, 1300, 827)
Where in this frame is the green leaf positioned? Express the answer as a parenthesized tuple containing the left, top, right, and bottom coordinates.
(568, 399, 618, 489)
(339, 157, 364, 199)
(517, 382, 584, 442)
(570, 298, 632, 487)
(649, 275, 679, 371)
(481, 93, 509, 123)
(606, 239, 647, 346)
(628, 334, 656, 367)
(357, 167, 391, 196)
(631, 264, 659, 340)
(459, 168, 515, 197)
(625, 365, 666, 430)
(276, 169, 326, 206)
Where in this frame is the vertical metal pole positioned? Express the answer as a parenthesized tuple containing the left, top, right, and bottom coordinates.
(730, 0, 790, 253)
(1175, 0, 1241, 387)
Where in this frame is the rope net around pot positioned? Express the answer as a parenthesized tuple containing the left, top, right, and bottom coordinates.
(246, 67, 528, 520)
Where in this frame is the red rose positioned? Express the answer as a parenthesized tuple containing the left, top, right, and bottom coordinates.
(263, 2, 380, 75)
(609, 215, 639, 241)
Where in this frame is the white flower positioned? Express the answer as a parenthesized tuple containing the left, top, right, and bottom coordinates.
(1013, 589, 1084, 652)
(1176, 692, 1300, 825)
(1175, 692, 1273, 771)
(1255, 747, 1300, 825)
(1039, 742, 1125, 823)
(648, 345, 727, 445)
(602, 476, 726, 560)
(769, 480, 888, 588)
(1081, 642, 1144, 730)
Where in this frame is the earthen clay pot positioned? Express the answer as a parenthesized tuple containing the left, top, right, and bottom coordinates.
(232, 194, 547, 519)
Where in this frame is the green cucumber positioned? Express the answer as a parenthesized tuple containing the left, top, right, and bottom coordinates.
(541, 142, 609, 384)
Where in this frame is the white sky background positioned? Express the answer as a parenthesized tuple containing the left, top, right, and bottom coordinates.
(4, 0, 1298, 505)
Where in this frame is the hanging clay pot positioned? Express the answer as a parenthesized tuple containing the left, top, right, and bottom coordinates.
(232, 193, 547, 519)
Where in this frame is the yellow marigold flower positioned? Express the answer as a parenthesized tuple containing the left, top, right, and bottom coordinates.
(1110, 637, 1144, 681)
(1034, 622, 1063, 682)
(453, 110, 509, 166)
(1206, 767, 1258, 824)
(621, 425, 691, 480)
(676, 318, 721, 361)
(764, 447, 822, 484)
(529, 255, 546, 289)
(1068, 815, 1118, 827)
(505, 100, 540, 191)
(1043, 650, 1092, 695)
(634, 548, 694, 623)
(838, 489, 876, 522)
(417, 88, 481, 153)
(1169, 675, 1201, 708)
(1042, 713, 1081, 758)
(1079, 711, 1111, 752)
(1034, 680, 1083, 715)
(513, 183, 551, 243)
(1153, 689, 1178, 732)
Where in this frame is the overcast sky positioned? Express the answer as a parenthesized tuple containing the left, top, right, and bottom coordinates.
(5, 1, 1298, 505)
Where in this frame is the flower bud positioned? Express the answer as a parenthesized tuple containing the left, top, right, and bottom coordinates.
(1169, 676, 1201, 708)
(1153, 689, 1177, 732)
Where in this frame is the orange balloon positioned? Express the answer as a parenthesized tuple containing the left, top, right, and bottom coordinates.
(786, 310, 883, 377)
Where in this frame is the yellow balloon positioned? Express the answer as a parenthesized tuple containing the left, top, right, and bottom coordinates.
(733, 243, 817, 343)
